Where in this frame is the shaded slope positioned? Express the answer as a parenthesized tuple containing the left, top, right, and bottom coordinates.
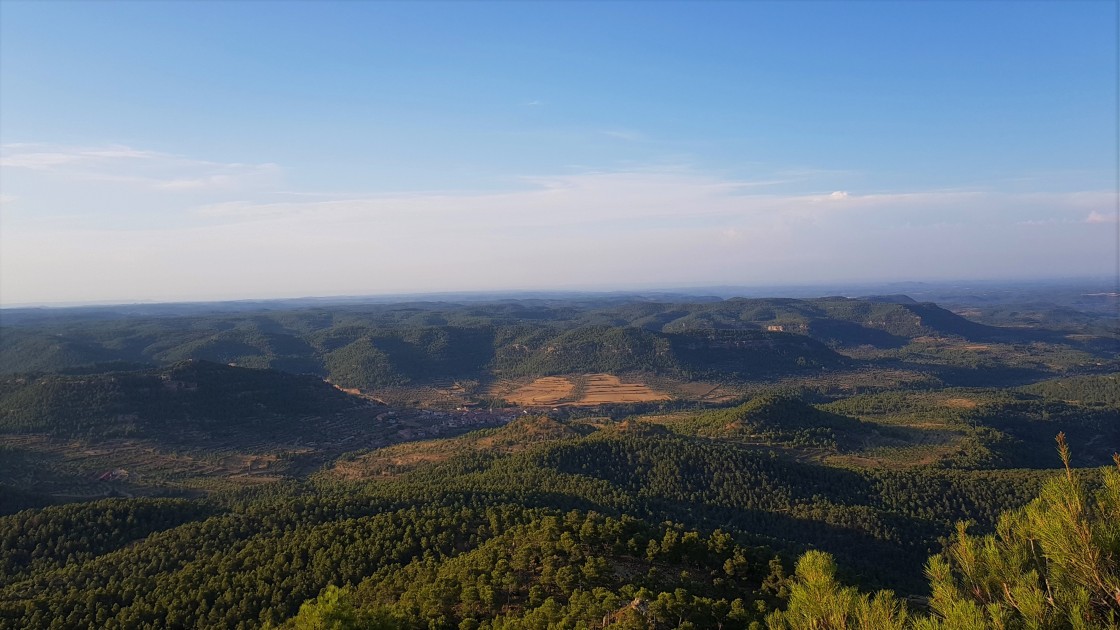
(0, 361, 365, 438)
(2, 297, 1103, 389)
(359, 426, 1054, 592)
(662, 395, 869, 448)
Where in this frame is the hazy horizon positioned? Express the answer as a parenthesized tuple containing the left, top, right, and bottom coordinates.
(2, 1, 1117, 305)
(2, 275, 1114, 311)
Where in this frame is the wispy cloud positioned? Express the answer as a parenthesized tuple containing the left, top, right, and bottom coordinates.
(1085, 210, 1117, 224)
(1, 144, 161, 169)
(0, 143, 281, 192)
(183, 170, 1108, 235)
(2, 144, 1113, 304)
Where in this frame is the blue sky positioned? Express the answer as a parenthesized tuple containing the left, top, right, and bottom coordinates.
(0, 1, 1116, 304)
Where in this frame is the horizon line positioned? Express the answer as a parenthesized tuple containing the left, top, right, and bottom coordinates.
(2, 275, 1115, 311)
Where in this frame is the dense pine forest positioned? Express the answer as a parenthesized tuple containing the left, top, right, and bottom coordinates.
(0, 289, 1117, 628)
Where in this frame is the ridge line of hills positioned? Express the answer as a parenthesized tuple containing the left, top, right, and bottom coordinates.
(3, 296, 1114, 391)
(0, 292, 1117, 628)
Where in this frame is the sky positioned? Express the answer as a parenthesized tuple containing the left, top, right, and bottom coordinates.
(0, 1, 1116, 306)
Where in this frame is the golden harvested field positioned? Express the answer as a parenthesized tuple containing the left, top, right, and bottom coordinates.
(492, 374, 670, 406)
(503, 376, 576, 405)
(574, 374, 670, 405)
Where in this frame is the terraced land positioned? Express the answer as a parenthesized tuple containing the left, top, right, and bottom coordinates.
(501, 376, 576, 406)
(491, 374, 670, 406)
(574, 373, 670, 405)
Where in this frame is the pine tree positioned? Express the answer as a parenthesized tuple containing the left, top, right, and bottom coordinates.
(768, 435, 1120, 630)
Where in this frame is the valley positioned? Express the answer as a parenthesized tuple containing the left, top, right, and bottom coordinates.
(0, 288, 1116, 629)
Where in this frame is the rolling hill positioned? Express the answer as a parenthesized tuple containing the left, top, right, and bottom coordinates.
(0, 361, 366, 439)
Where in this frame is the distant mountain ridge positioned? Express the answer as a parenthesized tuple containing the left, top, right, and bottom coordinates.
(0, 296, 1100, 388)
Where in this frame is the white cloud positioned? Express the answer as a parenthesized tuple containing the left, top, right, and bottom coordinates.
(180, 171, 1109, 237)
(1086, 210, 1117, 224)
(0, 143, 281, 192)
(0, 144, 160, 169)
(1, 144, 1113, 304)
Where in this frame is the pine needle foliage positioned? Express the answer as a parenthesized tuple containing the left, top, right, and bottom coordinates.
(765, 550, 910, 630)
(769, 435, 1120, 630)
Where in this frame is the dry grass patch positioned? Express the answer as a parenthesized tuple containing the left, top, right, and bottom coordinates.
(0, 434, 286, 496)
(667, 380, 728, 400)
(220, 453, 279, 471)
(826, 444, 957, 470)
(226, 473, 284, 484)
(942, 397, 979, 409)
(328, 416, 582, 480)
(331, 444, 453, 479)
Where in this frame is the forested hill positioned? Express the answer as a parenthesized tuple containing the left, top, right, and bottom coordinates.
(0, 292, 1116, 628)
(589, 297, 1003, 345)
(1, 411, 1107, 629)
(0, 314, 849, 390)
(2, 296, 1109, 390)
(0, 361, 366, 438)
(663, 395, 873, 449)
(0, 295, 1017, 342)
